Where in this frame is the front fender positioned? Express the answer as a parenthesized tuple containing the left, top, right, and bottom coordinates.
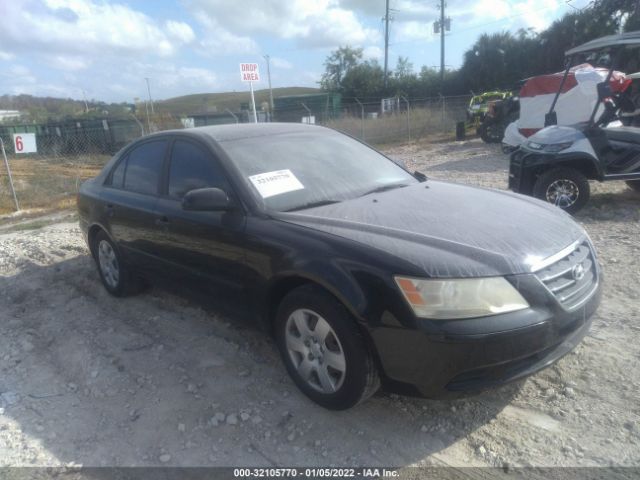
(510, 149, 603, 194)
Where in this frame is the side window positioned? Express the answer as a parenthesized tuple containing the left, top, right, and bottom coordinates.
(123, 140, 167, 195)
(168, 140, 229, 199)
(110, 156, 126, 188)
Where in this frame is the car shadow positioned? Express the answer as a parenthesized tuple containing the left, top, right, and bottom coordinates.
(0, 255, 520, 468)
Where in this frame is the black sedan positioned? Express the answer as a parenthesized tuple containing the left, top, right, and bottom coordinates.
(77, 123, 601, 410)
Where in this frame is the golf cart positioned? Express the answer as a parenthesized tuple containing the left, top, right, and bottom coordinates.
(509, 30, 640, 213)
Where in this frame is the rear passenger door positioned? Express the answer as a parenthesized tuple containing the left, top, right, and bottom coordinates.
(154, 138, 248, 292)
(101, 138, 168, 268)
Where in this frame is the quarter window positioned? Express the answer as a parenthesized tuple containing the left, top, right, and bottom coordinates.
(122, 140, 167, 195)
(168, 140, 228, 199)
(110, 157, 126, 188)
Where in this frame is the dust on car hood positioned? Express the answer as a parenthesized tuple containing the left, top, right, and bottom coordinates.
(275, 181, 586, 278)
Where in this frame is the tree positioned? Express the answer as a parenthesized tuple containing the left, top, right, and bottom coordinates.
(340, 60, 385, 99)
(320, 46, 363, 91)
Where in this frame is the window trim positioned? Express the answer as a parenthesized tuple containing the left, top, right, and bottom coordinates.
(105, 153, 128, 189)
(104, 137, 170, 197)
(161, 136, 235, 202)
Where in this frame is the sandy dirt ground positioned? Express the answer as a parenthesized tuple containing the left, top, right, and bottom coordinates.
(0, 138, 638, 469)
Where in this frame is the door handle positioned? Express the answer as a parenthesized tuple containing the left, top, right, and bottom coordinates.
(155, 216, 169, 226)
(105, 204, 114, 217)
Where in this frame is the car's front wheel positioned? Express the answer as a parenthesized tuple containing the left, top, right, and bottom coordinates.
(93, 231, 142, 297)
(275, 285, 380, 410)
(533, 167, 590, 214)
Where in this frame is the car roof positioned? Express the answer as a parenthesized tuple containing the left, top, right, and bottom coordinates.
(566, 30, 640, 56)
(157, 122, 332, 143)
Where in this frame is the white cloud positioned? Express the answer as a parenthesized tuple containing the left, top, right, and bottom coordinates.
(98, 61, 219, 99)
(47, 55, 92, 71)
(0, 0, 191, 57)
(1, 64, 37, 87)
(271, 57, 293, 69)
(165, 20, 196, 44)
(190, 8, 259, 55)
(0, 51, 15, 61)
(186, 0, 379, 48)
(362, 45, 383, 61)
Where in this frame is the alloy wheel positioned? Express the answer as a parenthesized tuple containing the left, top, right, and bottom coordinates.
(546, 179, 579, 209)
(98, 239, 120, 289)
(285, 308, 347, 394)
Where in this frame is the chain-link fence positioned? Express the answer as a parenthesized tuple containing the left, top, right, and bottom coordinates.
(0, 94, 472, 214)
(323, 95, 471, 144)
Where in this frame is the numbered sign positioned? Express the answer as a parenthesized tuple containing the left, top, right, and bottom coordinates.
(13, 133, 37, 154)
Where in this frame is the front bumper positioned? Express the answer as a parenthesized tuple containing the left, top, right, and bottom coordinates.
(370, 273, 601, 398)
(508, 148, 538, 194)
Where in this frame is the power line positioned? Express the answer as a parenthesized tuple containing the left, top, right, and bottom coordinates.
(389, 0, 574, 48)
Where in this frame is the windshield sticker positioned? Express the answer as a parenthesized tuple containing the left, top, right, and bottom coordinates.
(248, 169, 304, 198)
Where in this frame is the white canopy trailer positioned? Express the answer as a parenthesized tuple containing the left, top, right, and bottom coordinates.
(503, 65, 630, 149)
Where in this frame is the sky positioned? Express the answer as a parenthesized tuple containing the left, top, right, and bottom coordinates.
(0, 0, 592, 103)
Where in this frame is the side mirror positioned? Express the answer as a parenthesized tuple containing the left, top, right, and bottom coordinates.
(544, 111, 557, 127)
(597, 81, 612, 100)
(182, 187, 232, 212)
(414, 170, 427, 182)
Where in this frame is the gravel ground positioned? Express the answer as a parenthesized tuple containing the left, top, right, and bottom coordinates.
(0, 138, 638, 469)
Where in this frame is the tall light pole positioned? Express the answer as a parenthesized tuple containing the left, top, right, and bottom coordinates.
(145, 77, 155, 114)
(263, 54, 274, 115)
(383, 0, 390, 88)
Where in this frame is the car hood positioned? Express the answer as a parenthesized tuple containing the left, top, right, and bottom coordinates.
(274, 181, 586, 278)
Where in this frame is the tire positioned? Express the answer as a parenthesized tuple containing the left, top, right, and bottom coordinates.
(93, 230, 142, 297)
(533, 167, 590, 214)
(626, 180, 640, 193)
(478, 122, 504, 143)
(275, 285, 380, 410)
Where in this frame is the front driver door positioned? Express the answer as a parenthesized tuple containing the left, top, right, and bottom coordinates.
(101, 138, 168, 271)
(154, 137, 249, 293)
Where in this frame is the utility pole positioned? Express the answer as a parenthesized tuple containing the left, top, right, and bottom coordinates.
(440, 0, 445, 88)
(434, 1, 451, 93)
(384, 0, 390, 88)
(263, 54, 274, 116)
(145, 77, 154, 114)
(81, 89, 89, 113)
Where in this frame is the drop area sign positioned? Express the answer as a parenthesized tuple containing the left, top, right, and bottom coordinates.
(239, 63, 260, 123)
(13, 133, 37, 154)
(240, 63, 260, 82)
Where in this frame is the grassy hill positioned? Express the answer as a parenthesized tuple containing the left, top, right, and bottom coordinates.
(156, 87, 321, 115)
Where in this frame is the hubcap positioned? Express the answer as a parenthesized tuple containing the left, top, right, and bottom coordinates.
(285, 309, 346, 394)
(98, 240, 119, 288)
(546, 179, 579, 209)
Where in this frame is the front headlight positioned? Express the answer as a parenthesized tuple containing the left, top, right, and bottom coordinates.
(543, 142, 573, 153)
(394, 276, 529, 319)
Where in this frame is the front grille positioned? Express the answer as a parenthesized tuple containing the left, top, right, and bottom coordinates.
(508, 151, 524, 190)
(535, 241, 598, 310)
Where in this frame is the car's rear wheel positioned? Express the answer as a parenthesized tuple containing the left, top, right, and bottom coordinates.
(533, 167, 590, 214)
(93, 231, 142, 297)
(275, 285, 380, 410)
(626, 180, 640, 193)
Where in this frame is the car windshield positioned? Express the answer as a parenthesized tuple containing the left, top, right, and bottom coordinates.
(220, 129, 418, 212)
